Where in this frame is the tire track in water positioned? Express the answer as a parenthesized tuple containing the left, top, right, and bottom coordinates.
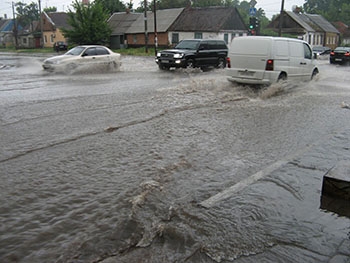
(0, 97, 248, 163)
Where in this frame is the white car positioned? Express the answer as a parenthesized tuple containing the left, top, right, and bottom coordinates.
(42, 45, 121, 73)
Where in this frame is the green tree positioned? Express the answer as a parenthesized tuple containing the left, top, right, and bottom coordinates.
(94, 0, 127, 15)
(44, 7, 57, 12)
(303, 0, 350, 25)
(15, 1, 39, 31)
(62, 0, 112, 45)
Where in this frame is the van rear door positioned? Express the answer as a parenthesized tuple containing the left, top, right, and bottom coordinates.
(229, 38, 271, 80)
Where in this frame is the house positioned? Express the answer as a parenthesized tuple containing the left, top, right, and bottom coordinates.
(125, 8, 184, 48)
(0, 19, 15, 47)
(168, 6, 248, 46)
(108, 11, 142, 49)
(17, 21, 40, 48)
(40, 12, 70, 48)
(268, 11, 340, 49)
(111, 6, 248, 48)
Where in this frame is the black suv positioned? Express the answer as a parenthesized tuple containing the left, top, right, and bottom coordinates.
(156, 39, 228, 70)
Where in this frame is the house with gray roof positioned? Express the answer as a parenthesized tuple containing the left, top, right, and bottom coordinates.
(168, 6, 247, 46)
(109, 7, 248, 48)
(108, 11, 142, 49)
(39, 12, 71, 48)
(124, 8, 184, 48)
(268, 11, 340, 49)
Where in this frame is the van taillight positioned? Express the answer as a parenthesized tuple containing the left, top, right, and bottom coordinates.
(266, 59, 274, 71)
(227, 57, 231, 68)
(330, 51, 335, 56)
(345, 52, 350, 57)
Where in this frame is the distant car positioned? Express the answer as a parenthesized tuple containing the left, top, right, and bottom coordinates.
(155, 39, 228, 70)
(312, 46, 331, 57)
(43, 45, 122, 73)
(53, 41, 68, 51)
(329, 47, 350, 65)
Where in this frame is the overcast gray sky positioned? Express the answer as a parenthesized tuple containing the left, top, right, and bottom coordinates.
(1, 0, 306, 19)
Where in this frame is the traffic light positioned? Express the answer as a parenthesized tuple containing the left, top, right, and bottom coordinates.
(249, 17, 256, 30)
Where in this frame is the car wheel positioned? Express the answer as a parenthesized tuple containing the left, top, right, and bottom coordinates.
(159, 64, 170, 70)
(186, 59, 195, 69)
(216, 57, 226, 69)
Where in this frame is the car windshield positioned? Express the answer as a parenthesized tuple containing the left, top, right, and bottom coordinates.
(175, 40, 200, 50)
(65, 46, 85, 56)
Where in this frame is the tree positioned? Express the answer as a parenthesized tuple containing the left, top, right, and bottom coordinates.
(303, 0, 350, 25)
(15, 1, 39, 31)
(62, 0, 112, 45)
(44, 7, 57, 13)
(94, 0, 127, 15)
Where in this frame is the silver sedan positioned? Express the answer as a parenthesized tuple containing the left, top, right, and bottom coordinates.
(42, 45, 122, 73)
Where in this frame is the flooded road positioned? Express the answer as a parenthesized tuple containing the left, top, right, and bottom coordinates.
(0, 53, 349, 262)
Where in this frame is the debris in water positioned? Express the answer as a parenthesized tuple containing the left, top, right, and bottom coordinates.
(341, 101, 350, 109)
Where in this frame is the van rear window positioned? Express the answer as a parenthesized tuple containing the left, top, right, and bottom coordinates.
(231, 39, 270, 55)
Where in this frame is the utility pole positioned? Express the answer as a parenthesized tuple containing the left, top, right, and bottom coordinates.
(38, 0, 44, 48)
(144, 0, 148, 53)
(278, 0, 285, 37)
(153, 0, 157, 56)
(12, 2, 18, 49)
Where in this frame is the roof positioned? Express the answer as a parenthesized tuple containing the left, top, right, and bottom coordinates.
(169, 6, 247, 32)
(286, 11, 315, 32)
(304, 14, 339, 33)
(126, 8, 184, 34)
(0, 19, 14, 32)
(285, 11, 339, 34)
(108, 12, 142, 35)
(46, 12, 70, 29)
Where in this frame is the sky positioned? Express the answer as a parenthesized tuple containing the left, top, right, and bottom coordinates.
(1, 0, 306, 19)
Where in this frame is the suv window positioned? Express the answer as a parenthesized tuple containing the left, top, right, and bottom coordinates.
(175, 40, 200, 50)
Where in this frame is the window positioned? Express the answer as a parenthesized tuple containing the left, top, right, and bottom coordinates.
(303, 43, 312, 59)
(22, 38, 27, 44)
(224, 33, 228, 44)
(50, 35, 54, 43)
(172, 33, 179, 44)
(84, 48, 96, 56)
(96, 47, 109, 55)
(44, 35, 47, 43)
(133, 35, 137, 43)
(194, 32, 202, 39)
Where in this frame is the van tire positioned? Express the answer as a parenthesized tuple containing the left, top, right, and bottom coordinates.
(277, 73, 287, 82)
(311, 69, 319, 80)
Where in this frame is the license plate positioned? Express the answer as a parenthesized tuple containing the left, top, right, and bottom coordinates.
(335, 58, 342, 61)
(162, 60, 169, 63)
(239, 71, 254, 76)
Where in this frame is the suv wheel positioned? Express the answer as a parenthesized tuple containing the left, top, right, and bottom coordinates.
(159, 64, 170, 70)
(216, 57, 226, 69)
(186, 59, 195, 69)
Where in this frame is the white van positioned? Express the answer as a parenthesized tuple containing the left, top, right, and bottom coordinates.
(226, 36, 319, 85)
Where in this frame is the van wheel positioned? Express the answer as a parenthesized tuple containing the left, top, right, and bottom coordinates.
(216, 57, 226, 69)
(277, 73, 287, 82)
(311, 69, 319, 80)
(186, 59, 195, 69)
